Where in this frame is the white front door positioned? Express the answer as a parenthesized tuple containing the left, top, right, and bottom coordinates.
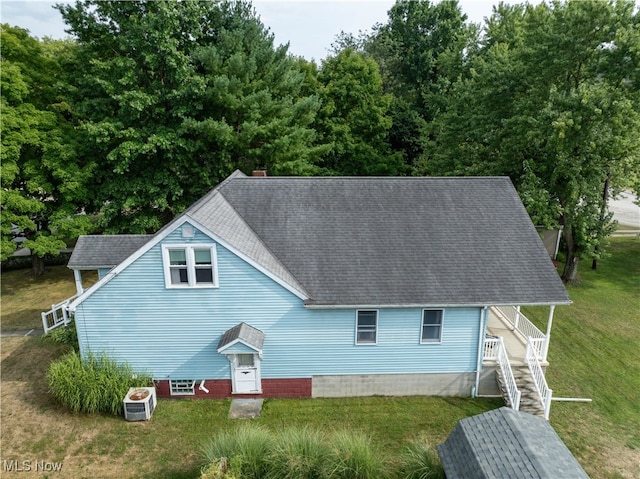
(232, 354, 261, 394)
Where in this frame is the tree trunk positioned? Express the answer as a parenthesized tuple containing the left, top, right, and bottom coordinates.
(561, 222, 580, 284)
(562, 254, 580, 284)
(31, 255, 45, 276)
(592, 173, 611, 270)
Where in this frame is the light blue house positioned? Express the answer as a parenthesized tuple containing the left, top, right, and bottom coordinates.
(45, 171, 570, 403)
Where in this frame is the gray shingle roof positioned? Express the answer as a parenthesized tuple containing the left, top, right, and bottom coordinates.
(203, 175, 569, 306)
(68, 235, 154, 269)
(70, 173, 570, 307)
(437, 407, 589, 479)
(217, 322, 265, 352)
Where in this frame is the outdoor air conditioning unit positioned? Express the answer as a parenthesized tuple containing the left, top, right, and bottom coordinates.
(123, 387, 157, 421)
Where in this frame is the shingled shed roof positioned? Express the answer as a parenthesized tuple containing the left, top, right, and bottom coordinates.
(217, 322, 265, 352)
(68, 235, 154, 269)
(437, 407, 589, 479)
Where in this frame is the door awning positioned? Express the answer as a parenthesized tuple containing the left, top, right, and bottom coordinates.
(217, 322, 265, 354)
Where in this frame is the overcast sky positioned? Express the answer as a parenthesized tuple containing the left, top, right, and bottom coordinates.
(1, 0, 505, 61)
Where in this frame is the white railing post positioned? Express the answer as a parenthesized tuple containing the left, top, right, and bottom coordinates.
(514, 306, 521, 331)
(41, 294, 79, 333)
(544, 388, 553, 420)
(543, 305, 555, 363)
(497, 336, 521, 411)
(526, 336, 553, 420)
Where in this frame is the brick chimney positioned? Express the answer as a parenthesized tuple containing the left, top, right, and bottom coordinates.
(252, 170, 267, 177)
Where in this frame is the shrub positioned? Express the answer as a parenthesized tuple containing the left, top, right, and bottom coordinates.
(266, 427, 330, 479)
(398, 435, 444, 479)
(200, 458, 242, 479)
(45, 320, 79, 351)
(201, 426, 387, 479)
(201, 424, 272, 479)
(47, 351, 152, 415)
(325, 430, 387, 479)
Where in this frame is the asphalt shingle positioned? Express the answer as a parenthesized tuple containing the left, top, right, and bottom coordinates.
(212, 175, 570, 306)
(68, 235, 154, 269)
(437, 407, 589, 479)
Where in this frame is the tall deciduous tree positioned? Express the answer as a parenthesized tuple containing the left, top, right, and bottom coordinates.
(58, 0, 323, 233)
(432, 0, 640, 283)
(364, 0, 475, 170)
(1, 25, 92, 274)
(313, 49, 404, 176)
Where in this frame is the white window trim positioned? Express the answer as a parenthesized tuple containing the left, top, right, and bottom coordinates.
(170, 379, 196, 395)
(162, 244, 218, 288)
(421, 309, 444, 344)
(355, 309, 378, 345)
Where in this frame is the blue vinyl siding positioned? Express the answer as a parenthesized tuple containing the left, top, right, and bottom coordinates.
(97, 268, 112, 279)
(74, 224, 482, 380)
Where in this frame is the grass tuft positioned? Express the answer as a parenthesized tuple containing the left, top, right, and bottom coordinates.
(266, 427, 329, 479)
(200, 424, 272, 479)
(325, 430, 387, 479)
(398, 434, 444, 479)
(46, 351, 152, 415)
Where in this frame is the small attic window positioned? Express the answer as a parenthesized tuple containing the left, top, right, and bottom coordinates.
(162, 244, 218, 288)
(181, 224, 195, 238)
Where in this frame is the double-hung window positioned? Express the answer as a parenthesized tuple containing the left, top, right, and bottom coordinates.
(421, 309, 443, 343)
(356, 310, 377, 344)
(162, 244, 218, 288)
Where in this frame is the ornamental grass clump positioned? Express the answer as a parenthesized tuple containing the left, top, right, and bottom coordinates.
(266, 427, 330, 479)
(47, 351, 151, 415)
(201, 424, 272, 479)
(324, 430, 387, 479)
(398, 435, 444, 479)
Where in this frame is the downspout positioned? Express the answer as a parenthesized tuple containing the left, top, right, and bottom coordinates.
(473, 306, 489, 397)
(73, 269, 84, 295)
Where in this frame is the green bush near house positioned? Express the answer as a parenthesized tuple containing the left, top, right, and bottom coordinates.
(46, 351, 152, 415)
(45, 320, 79, 351)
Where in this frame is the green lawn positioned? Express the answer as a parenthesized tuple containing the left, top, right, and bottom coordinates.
(0, 266, 97, 330)
(1, 238, 639, 478)
(523, 237, 640, 478)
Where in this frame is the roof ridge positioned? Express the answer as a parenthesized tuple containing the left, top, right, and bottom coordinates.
(212, 190, 311, 298)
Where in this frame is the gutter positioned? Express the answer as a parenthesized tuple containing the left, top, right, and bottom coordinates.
(304, 301, 572, 309)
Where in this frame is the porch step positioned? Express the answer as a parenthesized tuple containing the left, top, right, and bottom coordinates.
(496, 367, 545, 417)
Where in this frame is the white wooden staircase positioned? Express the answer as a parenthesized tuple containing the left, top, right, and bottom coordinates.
(496, 366, 545, 417)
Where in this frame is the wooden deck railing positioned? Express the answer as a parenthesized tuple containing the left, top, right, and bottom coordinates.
(526, 336, 553, 420)
(496, 337, 521, 411)
(41, 294, 78, 333)
(494, 306, 546, 360)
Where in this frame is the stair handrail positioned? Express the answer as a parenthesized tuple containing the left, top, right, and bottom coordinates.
(496, 336, 521, 411)
(526, 336, 553, 419)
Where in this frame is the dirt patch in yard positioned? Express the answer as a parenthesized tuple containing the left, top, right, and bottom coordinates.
(0, 337, 202, 478)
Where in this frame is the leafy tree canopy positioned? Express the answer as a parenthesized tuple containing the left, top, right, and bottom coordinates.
(1, 25, 92, 274)
(58, 0, 324, 233)
(313, 49, 404, 176)
(431, 0, 640, 283)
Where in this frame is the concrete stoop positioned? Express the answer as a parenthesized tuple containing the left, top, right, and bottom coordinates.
(228, 399, 264, 419)
(496, 367, 545, 417)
